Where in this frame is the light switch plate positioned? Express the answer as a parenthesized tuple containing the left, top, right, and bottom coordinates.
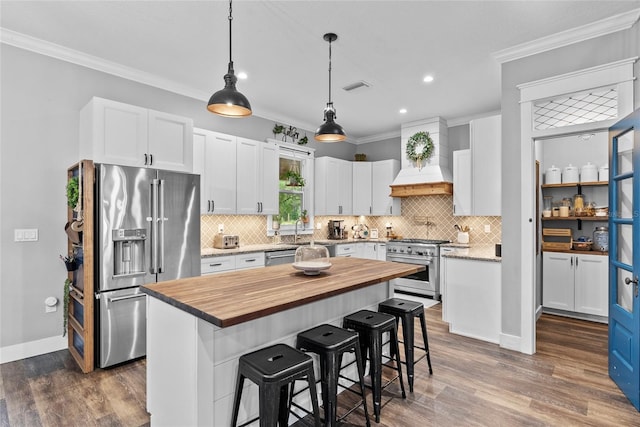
(14, 228, 39, 242)
(484, 224, 491, 233)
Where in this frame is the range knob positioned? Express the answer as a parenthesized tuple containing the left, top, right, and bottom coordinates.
(406, 247, 413, 254)
(399, 248, 405, 253)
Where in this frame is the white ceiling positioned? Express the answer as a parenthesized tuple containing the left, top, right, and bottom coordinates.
(2, 1, 640, 143)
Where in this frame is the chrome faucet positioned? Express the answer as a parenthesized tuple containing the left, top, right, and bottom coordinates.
(294, 219, 304, 243)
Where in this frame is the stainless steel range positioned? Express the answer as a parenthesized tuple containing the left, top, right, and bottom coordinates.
(386, 239, 450, 299)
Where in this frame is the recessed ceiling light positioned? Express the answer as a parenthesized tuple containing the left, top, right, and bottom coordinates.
(399, 108, 407, 114)
(237, 71, 248, 80)
(423, 75, 434, 83)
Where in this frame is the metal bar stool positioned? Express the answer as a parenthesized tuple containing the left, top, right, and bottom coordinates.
(231, 343, 321, 427)
(378, 298, 433, 392)
(293, 324, 371, 427)
(343, 310, 406, 423)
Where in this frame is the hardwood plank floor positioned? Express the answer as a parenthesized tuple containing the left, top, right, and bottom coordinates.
(1, 305, 639, 426)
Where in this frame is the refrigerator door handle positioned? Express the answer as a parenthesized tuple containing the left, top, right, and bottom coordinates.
(150, 178, 159, 274)
(158, 179, 166, 273)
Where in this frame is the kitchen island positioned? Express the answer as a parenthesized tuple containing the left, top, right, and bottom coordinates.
(141, 257, 422, 426)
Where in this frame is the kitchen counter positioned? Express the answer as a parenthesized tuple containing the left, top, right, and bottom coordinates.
(441, 244, 501, 262)
(142, 257, 422, 426)
(201, 239, 390, 258)
(143, 257, 421, 327)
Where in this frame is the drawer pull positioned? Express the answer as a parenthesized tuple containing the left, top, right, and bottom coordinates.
(209, 263, 222, 267)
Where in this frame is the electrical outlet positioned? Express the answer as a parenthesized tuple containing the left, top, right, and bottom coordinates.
(218, 224, 224, 233)
(484, 224, 491, 233)
(316, 222, 322, 230)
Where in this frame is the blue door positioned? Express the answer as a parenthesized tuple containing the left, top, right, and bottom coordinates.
(609, 108, 640, 410)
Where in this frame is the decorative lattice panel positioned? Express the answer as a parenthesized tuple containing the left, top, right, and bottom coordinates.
(534, 88, 617, 130)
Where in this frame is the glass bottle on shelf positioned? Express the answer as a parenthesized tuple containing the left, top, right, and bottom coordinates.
(573, 194, 584, 216)
(543, 196, 552, 217)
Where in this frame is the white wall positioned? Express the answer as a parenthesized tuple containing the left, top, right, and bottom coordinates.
(0, 44, 356, 358)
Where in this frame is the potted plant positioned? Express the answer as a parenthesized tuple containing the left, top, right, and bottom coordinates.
(301, 209, 309, 223)
(284, 170, 305, 187)
(272, 123, 285, 139)
(67, 176, 79, 209)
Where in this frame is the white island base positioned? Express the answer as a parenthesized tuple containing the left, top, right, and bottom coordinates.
(146, 281, 392, 426)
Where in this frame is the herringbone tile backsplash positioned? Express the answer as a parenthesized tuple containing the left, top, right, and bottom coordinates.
(201, 195, 501, 249)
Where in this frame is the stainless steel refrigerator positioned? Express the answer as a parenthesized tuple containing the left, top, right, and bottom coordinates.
(95, 163, 200, 368)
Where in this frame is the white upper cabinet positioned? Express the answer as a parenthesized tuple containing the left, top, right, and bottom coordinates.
(236, 138, 279, 215)
(315, 157, 353, 215)
(193, 129, 237, 214)
(353, 162, 373, 215)
(470, 114, 501, 216)
(453, 115, 501, 216)
(453, 150, 472, 216)
(351, 159, 400, 216)
(372, 160, 401, 216)
(80, 97, 193, 172)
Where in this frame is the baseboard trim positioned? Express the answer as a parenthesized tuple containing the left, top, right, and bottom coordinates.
(499, 333, 524, 353)
(0, 335, 67, 364)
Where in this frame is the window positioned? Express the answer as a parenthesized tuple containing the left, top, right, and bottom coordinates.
(278, 157, 305, 224)
(268, 144, 314, 236)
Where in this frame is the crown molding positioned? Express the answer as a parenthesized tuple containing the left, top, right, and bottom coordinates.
(1, 27, 210, 101)
(493, 8, 640, 64)
(353, 129, 401, 145)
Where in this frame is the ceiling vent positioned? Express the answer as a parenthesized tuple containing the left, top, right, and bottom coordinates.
(342, 80, 371, 92)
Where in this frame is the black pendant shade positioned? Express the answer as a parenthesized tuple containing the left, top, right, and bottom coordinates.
(315, 33, 346, 142)
(315, 103, 346, 142)
(207, 62, 252, 117)
(207, 0, 252, 118)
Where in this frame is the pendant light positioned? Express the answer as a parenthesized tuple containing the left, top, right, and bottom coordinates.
(207, 0, 252, 118)
(315, 33, 346, 142)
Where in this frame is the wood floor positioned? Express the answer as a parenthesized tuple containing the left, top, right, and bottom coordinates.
(2, 305, 639, 426)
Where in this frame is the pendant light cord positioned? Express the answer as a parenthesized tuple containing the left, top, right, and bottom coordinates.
(327, 37, 332, 104)
(228, 0, 233, 64)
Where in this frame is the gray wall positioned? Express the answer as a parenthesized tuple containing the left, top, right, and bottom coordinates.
(501, 21, 639, 338)
(0, 44, 354, 349)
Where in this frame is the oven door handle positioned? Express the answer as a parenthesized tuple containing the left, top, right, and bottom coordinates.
(388, 256, 433, 264)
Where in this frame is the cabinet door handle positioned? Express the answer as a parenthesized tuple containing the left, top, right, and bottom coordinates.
(144, 153, 148, 165)
(149, 154, 153, 165)
(570, 257, 573, 267)
(575, 257, 579, 267)
(212, 200, 215, 212)
(369, 206, 372, 214)
(207, 200, 211, 212)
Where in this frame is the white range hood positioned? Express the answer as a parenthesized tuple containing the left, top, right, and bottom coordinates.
(390, 117, 453, 197)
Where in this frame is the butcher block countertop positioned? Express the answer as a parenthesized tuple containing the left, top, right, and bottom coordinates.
(141, 257, 423, 328)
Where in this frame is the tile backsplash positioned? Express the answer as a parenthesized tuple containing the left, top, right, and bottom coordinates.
(201, 195, 501, 250)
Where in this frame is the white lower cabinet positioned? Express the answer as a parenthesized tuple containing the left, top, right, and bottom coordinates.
(335, 244, 357, 257)
(201, 253, 265, 275)
(235, 252, 266, 270)
(444, 257, 501, 343)
(201, 256, 236, 275)
(542, 252, 608, 316)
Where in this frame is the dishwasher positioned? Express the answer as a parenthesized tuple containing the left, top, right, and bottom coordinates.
(265, 249, 296, 266)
